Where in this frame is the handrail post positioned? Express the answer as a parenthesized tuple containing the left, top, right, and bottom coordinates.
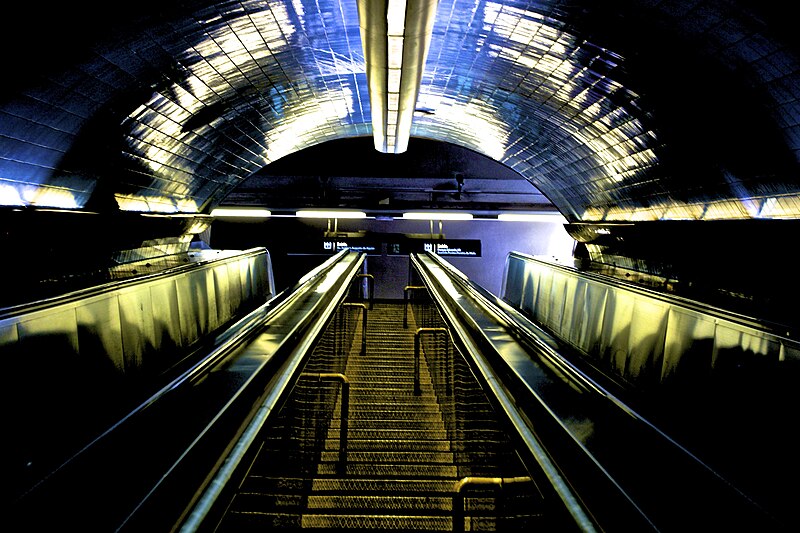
(342, 302, 368, 356)
(354, 273, 375, 309)
(301, 372, 350, 471)
(453, 476, 531, 533)
(403, 285, 426, 328)
(414, 327, 449, 396)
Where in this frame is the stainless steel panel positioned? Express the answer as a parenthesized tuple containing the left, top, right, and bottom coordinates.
(118, 286, 156, 372)
(212, 264, 232, 328)
(661, 307, 714, 384)
(626, 298, 668, 384)
(0, 319, 20, 346)
(598, 288, 635, 378)
(503, 253, 800, 391)
(0, 249, 272, 382)
(576, 280, 607, 355)
(76, 295, 125, 372)
(203, 267, 220, 333)
(227, 262, 244, 313)
(18, 307, 79, 356)
(560, 274, 581, 347)
(176, 270, 201, 343)
(150, 279, 183, 352)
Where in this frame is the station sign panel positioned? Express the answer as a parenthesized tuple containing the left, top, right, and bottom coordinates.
(414, 239, 481, 257)
(290, 236, 480, 257)
(320, 237, 381, 254)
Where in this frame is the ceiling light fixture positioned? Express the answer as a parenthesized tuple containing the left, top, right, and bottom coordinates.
(296, 209, 367, 219)
(497, 212, 568, 223)
(402, 211, 473, 221)
(357, 0, 439, 154)
(210, 207, 272, 218)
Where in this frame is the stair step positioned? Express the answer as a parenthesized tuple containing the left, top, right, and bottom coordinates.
(327, 419, 444, 430)
(316, 463, 458, 478)
(318, 450, 455, 464)
(347, 403, 444, 413)
(332, 410, 445, 421)
(242, 476, 456, 495)
(323, 439, 452, 452)
(300, 514, 453, 530)
(306, 495, 454, 511)
(212, 302, 543, 531)
(310, 478, 456, 494)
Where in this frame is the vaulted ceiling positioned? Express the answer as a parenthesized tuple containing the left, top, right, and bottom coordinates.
(2, 1, 799, 223)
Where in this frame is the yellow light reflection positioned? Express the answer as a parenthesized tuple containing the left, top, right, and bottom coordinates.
(264, 89, 355, 162)
(314, 262, 350, 293)
(22, 187, 82, 209)
(121, 3, 297, 211)
(0, 184, 25, 206)
(415, 94, 508, 160)
(579, 195, 800, 222)
(115, 194, 199, 213)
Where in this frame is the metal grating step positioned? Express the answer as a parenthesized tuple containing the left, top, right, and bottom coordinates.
(315, 462, 459, 478)
(323, 438, 452, 452)
(305, 495, 454, 512)
(300, 514, 453, 531)
(318, 450, 455, 464)
(213, 301, 541, 531)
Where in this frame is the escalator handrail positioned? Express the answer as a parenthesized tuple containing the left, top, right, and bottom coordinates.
(121, 248, 356, 426)
(414, 252, 783, 531)
(0, 246, 272, 320)
(162, 250, 367, 532)
(11, 249, 364, 531)
(505, 250, 797, 340)
(410, 253, 601, 532)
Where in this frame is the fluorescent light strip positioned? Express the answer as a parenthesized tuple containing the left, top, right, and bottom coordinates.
(403, 211, 474, 221)
(296, 210, 367, 219)
(211, 208, 272, 218)
(387, 0, 407, 34)
(498, 213, 567, 223)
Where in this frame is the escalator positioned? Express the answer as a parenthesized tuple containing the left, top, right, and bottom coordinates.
(209, 301, 547, 531)
(10, 249, 784, 531)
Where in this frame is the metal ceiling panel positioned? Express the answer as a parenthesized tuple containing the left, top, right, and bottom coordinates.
(0, 1, 799, 222)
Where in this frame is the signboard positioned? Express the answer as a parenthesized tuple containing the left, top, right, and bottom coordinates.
(288, 235, 480, 257)
(419, 239, 481, 257)
(321, 238, 380, 254)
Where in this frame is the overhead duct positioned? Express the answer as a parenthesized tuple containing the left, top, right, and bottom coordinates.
(357, 0, 439, 154)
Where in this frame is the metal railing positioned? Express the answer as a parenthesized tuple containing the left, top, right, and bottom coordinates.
(453, 476, 533, 533)
(300, 372, 350, 469)
(413, 327, 449, 396)
(403, 284, 427, 328)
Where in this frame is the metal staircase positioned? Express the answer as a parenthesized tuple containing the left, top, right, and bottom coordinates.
(213, 301, 542, 531)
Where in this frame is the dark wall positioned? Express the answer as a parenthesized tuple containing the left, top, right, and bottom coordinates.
(208, 216, 575, 298)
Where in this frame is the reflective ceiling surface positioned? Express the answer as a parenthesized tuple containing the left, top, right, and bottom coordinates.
(1, 1, 799, 222)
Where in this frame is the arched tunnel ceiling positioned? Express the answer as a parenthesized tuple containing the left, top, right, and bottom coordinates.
(2, 1, 800, 222)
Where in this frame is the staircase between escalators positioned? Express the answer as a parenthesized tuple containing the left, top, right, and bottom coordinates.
(216, 302, 541, 531)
